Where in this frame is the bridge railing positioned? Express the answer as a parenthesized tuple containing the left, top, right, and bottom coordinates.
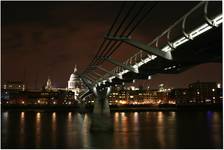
(97, 1, 222, 85)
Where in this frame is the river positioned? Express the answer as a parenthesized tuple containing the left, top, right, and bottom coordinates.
(1, 110, 222, 148)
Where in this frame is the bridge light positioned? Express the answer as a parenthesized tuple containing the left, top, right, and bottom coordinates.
(162, 46, 172, 52)
(190, 24, 212, 39)
(173, 37, 189, 47)
(213, 14, 222, 25)
(108, 76, 115, 82)
(217, 83, 221, 88)
(148, 76, 151, 80)
(102, 80, 106, 85)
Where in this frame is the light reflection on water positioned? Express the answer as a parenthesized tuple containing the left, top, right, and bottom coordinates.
(35, 112, 41, 148)
(82, 114, 91, 148)
(19, 112, 25, 145)
(1, 111, 222, 149)
(51, 112, 57, 147)
(157, 112, 165, 147)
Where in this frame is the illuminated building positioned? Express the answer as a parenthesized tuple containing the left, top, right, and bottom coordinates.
(67, 65, 85, 99)
(68, 65, 78, 89)
(169, 81, 222, 105)
(3, 81, 25, 91)
(169, 88, 190, 104)
(188, 81, 221, 104)
(45, 77, 53, 91)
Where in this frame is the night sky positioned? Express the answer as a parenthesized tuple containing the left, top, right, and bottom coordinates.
(2, 1, 222, 90)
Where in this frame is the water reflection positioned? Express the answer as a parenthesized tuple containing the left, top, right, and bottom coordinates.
(208, 111, 222, 146)
(3, 111, 8, 121)
(168, 112, 176, 147)
(121, 112, 128, 132)
(82, 114, 91, 148)
(66, 112, 74, 147)
(35, 112, 41, 147)
(145, 112, 150, 121)
(1, 111, 222, 149)
(157, 112, 165, 148)
(170, 112, 176, 118)
(68, 112, 72, 120)
(19, 112, 25, 145)
(114, 112, 128, 148)
(114, 112, 120, 130)
(51, 112, 57, 146)
(133, 112, 139, 131)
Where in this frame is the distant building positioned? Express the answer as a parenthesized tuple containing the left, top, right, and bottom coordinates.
(67, 65, 85, 99)
(45, 77, 53, 91)
(108, 88, 169, 105)
(169, 81, 222, 105)
(3, 81, 25, 91)
(188, 81, 221, 104)
(169, 88, 190, 104)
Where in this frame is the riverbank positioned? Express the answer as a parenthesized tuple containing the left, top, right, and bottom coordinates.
(1, 103, 222, 112)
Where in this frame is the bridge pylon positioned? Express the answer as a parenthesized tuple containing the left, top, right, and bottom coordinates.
(90, 86, 113, 132)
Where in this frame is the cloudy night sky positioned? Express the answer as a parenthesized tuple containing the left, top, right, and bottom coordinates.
(2, 1, 222, 89)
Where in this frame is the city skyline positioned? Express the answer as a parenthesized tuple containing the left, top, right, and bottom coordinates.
(2, 1, 222, 89)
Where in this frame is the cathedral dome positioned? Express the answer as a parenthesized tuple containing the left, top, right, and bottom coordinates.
(69, 73, 76, 81)
(68, 65, 78, 89)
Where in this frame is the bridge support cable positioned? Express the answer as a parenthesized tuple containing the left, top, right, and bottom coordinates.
(88, 2, 137, 71)
(182, 17, 193, 40)
(85, 2, 126, 72)
(98, 2, 147, 62)
(95, 2, 148, 66)
(204, 1, 217, 27)
(82, 2, 158, 77)
(105, 36, 173, 60)
(110, 1, 222, 83)
(96, 66, 123, 80)
(79, 90, 92, 100)
(85, 74, 98, 81)
(166, 31, 176, 51)
(101, 2, 158, 63)
(104, 57, 139, 73)
(79, 75, 94, 90)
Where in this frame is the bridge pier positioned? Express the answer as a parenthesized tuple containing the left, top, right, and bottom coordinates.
(90, 86, 113, 132)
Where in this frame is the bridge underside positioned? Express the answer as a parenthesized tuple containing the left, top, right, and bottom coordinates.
(103, 25, 222, 87)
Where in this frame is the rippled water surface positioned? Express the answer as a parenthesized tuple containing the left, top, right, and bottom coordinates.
(1, 110, 222, 148)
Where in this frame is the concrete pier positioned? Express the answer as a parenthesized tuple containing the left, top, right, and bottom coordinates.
(90, 86, 113, 132)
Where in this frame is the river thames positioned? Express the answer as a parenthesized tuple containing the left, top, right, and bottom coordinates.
(1, 110, 222, 149)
